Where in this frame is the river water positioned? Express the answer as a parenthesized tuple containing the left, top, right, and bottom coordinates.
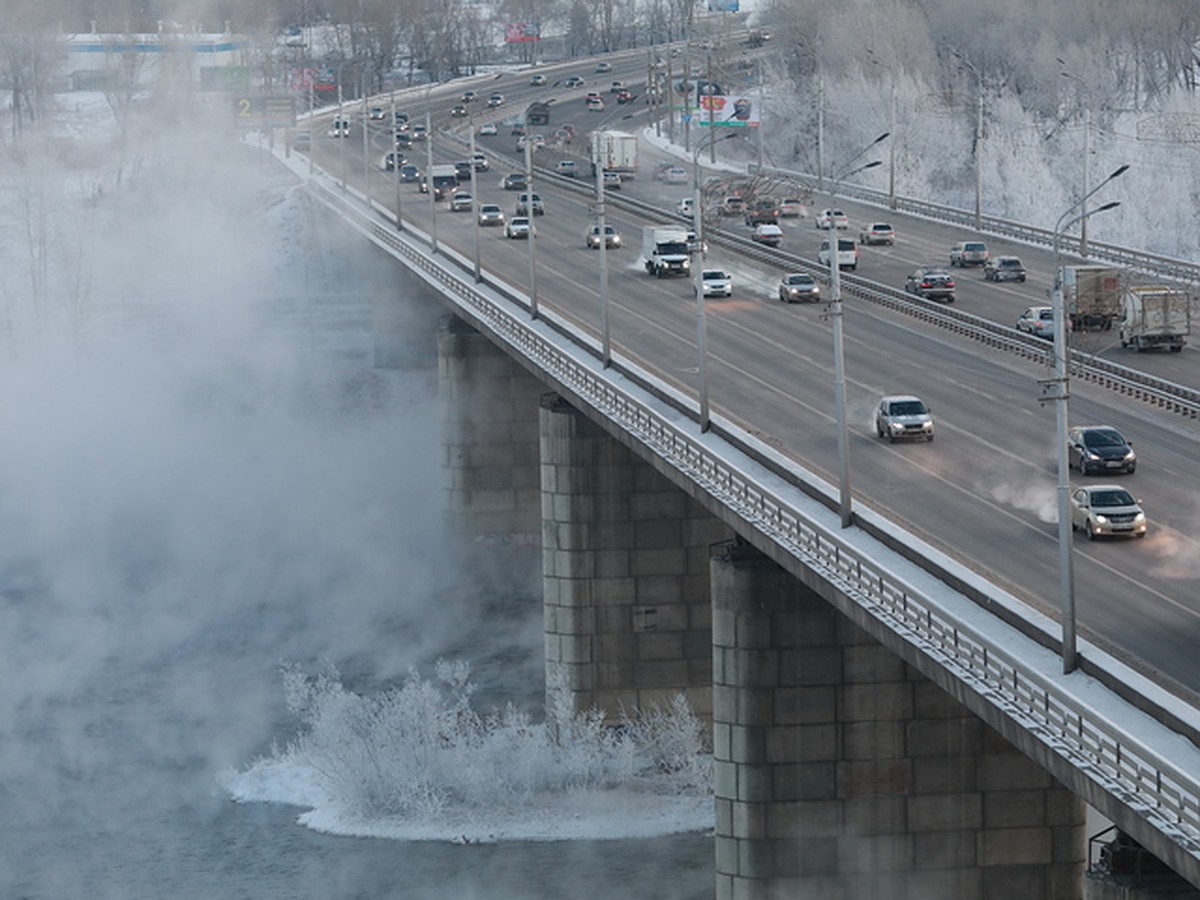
(0, 161, 713, 898)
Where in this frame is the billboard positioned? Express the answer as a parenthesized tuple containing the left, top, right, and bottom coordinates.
(707, 0, 740, 9)
(699, 93, 758, 127)
(504, 23, 541, 42)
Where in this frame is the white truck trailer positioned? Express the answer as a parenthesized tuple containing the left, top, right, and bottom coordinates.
(591, 130, 638, 175)
(1118, 286, 1191, 352)
(642, 226, 692, 278)
(1062, 265, 1123, 331)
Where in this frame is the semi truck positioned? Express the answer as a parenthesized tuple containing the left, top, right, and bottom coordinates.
(642, 226, 692, 277)
(1061, 265, 1123, 331)
(1118, 286, 1191, 352)
(591, 130, 638, 175)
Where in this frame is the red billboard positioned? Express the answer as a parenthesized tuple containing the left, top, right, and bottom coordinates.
(504, 23, 541, 43)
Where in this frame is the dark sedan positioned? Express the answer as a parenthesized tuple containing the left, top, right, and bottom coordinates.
(1068, 425, 1137, 475)
(904, 267, 956, 302)
(501, 172, 528, 191)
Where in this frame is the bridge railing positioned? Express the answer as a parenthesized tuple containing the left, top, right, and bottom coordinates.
(278, 145, 1200, 874)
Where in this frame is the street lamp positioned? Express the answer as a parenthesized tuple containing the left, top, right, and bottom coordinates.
(592, 133, 612, 368)
(524, 113, 539, 319)
(692, 129, 738, 432)
(1049, 163, 1128, 673)
(825, 132, 889, 528)
(952, 51, 985, 230)
(1059, 60, 1094, 257)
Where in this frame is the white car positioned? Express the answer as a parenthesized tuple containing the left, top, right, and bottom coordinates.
(677, 197, 695, 218)
(586, 224, 622, 249)
(814, 208, 849, 229)
(478, 203, 506, 226)
(701, 269, 733, 298)
(368, 106, 385, 121)
(587, 96, 605, 112)
(778, 198, 806, 218)
(1070, 485, 1147, 539)
(505, 216, 535, 239)
(875, 395, 934, 442)
(818, 237, 860, 271)
(602, 171, 622, 190)
(327, 118, 351, 137)
(664, 166, 689, 185)
(556, 159, 579, 177)
(487, 93, 505, 108)
(449, 191, 474, 212)
(530, 73, 547, 86)
(479, 122, 498, 137)
(1016, 306, 1057, 339)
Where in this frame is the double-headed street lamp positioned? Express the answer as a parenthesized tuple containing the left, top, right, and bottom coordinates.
(827, 132, 889, 527)
(1049, 163, 1128, 674)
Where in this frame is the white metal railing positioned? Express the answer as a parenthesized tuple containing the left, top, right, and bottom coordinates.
(280, 146, 1200, 871)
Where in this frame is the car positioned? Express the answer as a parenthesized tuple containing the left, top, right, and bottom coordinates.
(417, 180, 445, 201)
(663, 166, 688, 185)
(1015, 306, 1057, 339)
(745, 200, 781, 226)
(515, 192, 544, 216)
(595, 61, 612, 73)
(449, 191, 474, 212)
(859, 222, 896, 245)
(950, 240, 989, 266)
(487, 92, 505, 108)
(905, 267, 956, 302)
(553, 125, 576, 144)
(398, 163, 421, 183)
(472, 153, 489, 171)
(394, 131, 413, 149)
(778, 198, 806, 218)
(565, 75, 586, 88)
(815, 209, 849, 229)
(701, 269, 733, 298)
(461, 89, 477, 103)
(454, 161, 474, 182)
(587, 96, 605, 112)
(394, 111, 410, 126)
(530, 73, 547, 85)
(720, 196, 745, 217)
(556, 159, 579, 177)
(677, 197, 695, 218)
(875, 395, 934, 443)
(616, 89, 634, 104)
(410, 124, 428, 141)
(779, 273, 821, 303)
(751, 224, 783, 247)
(818, 237, 860, 270)
(984, 255, 1027, 282)
(368, 106, 385, 121)
(479, 122, 498, 137)
(1070, 485, 1147, 539)
(327, 118, 351, 137)
(602, 171, 622, 190)
(380, 151, 404, 171)
(505, 216, 535, 239)
(516, 134, 546, 152)
(653, 162, 675, 181)
(478, 203, 506, 226)
(610, 80, 625, 93)
(1068, 425, 1137, 475)
(586, 224, 622, 249)
(450, 104, 468, 118)
(501, 172, 528, 191)
(510, 122, 526, 136)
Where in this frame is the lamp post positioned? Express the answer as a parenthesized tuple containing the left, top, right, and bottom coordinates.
(692, 129, 738, 432)
(1059, 61, 1094, 257)
(592, 133, 612, 367)
(524, 116, 539, 319)
(826, 133, 889, 527)
(390, 88, 402, 231)
(425, 86, 437, 253)
(1049, 164, 1128, 673)
(468, 101, 481, 282)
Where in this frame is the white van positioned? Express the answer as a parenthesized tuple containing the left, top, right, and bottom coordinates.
(818, 237, 860, 271)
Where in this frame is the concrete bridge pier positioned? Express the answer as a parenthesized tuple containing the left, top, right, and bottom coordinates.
(710, 543, 1085, 900)
(538, 394, 731, 721)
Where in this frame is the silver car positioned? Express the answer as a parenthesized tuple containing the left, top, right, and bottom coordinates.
(778, 273, 820, 303)
(1070, 485, 1147, 539)
(478, 203, 506, 227)
(875, 395, 934, 443)
(701, 269, 732, 298)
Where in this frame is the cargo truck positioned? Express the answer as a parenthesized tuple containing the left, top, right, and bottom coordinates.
(590, 130, 638, 175)
(642, 226, 692, 277)
(1061, 265, 1123, 331)
(1118, 286, 1190, 352)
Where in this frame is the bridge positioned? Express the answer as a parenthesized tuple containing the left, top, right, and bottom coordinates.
(260, 68, 1200, 899)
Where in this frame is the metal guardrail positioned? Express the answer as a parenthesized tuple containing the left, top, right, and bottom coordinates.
(752, 163, 1200, 285)
(284, 149, 1200, 873)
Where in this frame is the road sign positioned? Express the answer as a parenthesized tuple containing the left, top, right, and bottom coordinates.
(233, 95, 297, 128)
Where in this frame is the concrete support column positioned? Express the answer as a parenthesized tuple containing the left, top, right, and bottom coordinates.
(437, 316, 543, 545)
(540, 394, 730, 722)
(711, 544, 1084, 900)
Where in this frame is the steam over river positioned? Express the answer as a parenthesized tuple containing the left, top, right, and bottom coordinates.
(0, 160, 712, 898)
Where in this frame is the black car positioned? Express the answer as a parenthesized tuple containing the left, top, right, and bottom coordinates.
(904, 267, 956, 302)
(1068, 425, 1137, 475)
(454, 161, 474, 182)
(501, 172, 528, 191)
(984, 255, 1027, 282)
